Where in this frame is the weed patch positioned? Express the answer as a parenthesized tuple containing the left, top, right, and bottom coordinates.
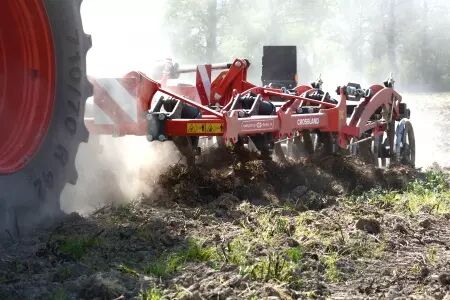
(116, 264, 140, 277)
(350, 170, 450, 215)
(57, 236, 100, 260)
(321, 252, 341, 282)
(145, 239, 218, 277)
(249, 252, 297, 282)
(48, 288, 68, 300)
(140, 288, 163, 300)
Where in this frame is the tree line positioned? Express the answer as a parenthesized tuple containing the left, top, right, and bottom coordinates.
(164, 0, 450, 92)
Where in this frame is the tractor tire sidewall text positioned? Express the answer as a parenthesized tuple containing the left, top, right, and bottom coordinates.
(0, 0, 91, 235)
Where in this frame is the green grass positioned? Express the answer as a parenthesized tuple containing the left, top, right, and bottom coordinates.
(350, 170, 450, 215)
(214, 208, 306, 285)
(408, 170, 449, 194)
(58, 236, 100, 260)
(293, 209, 388, 282)
(140, 288, 163, 300)
(116, 263, 140, 277)
(219, 235, 301, 283)
(285, 247, 303, 263)
(48, 288, 68, 300)
(221, 238, 248, 266)
(409, 262, 422, 276)
(315, 169, 450, 283)
(426, 246, 438, 265)
(145, 239, 219, 278)
(321, 252, 341, 282)
(142, 207, 306, 286)
(219, 207, 362, 285)
(238, 206, 292, 243)
(248, 252, 297, 283)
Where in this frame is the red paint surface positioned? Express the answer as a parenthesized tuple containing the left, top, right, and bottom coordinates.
(0, 0, 56, 173)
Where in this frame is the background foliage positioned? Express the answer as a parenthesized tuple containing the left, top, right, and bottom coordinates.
(164, 0, 450, 91)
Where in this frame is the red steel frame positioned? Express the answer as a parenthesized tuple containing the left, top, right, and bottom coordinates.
(86, 58, 404, 150)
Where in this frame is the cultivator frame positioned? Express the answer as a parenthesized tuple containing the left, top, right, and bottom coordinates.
(86, 49, 414, 166)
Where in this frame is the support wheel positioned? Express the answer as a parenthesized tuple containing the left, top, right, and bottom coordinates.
(395, 119, 415, 167)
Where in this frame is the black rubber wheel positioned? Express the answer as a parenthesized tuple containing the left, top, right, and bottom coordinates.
(395, 118, 415, 167)
(0, 0, 91, 235)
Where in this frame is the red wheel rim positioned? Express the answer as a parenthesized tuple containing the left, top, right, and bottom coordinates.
(0, 0, 56, 174)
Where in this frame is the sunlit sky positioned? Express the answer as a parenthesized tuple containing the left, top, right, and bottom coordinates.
(81, 0, 171, 77)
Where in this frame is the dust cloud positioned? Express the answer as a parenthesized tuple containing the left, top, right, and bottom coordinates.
(406, 93, 450, 168)
(61, 0, 177, 214)
(61, 137, 180, 215)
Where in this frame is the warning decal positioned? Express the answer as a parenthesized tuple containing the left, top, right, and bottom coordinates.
(187, 123, 224, 134)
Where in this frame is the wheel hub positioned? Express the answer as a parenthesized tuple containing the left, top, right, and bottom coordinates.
(0, 0, 56, 174)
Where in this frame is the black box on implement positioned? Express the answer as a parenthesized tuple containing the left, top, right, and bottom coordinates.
(261, 45, 297, 89)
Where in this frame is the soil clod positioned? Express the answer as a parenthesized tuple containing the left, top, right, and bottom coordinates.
(419, 218, 433, 229)
(439, 273, 450, 286)
(355, 218, 381, 234)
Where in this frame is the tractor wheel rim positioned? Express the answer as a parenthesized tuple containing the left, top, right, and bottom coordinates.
(0, 0, 56, 174)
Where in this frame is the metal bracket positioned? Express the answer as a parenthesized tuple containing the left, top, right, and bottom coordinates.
(146, 95, 184, 142)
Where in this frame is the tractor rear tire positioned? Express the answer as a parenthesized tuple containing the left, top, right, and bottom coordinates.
(0, 0, 91, 235)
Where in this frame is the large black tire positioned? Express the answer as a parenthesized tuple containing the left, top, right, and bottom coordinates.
(0, 0, 91, 235)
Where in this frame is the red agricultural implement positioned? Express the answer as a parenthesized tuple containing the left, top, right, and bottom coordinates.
(0, 0, 414, 234)
(86, 47, 415, 167)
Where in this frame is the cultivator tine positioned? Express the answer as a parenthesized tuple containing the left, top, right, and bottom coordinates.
(172, 136, 198, 166)
(274, 142, 288, 163)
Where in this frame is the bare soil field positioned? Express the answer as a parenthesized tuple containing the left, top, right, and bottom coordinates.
(1, 147, 450, 300)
